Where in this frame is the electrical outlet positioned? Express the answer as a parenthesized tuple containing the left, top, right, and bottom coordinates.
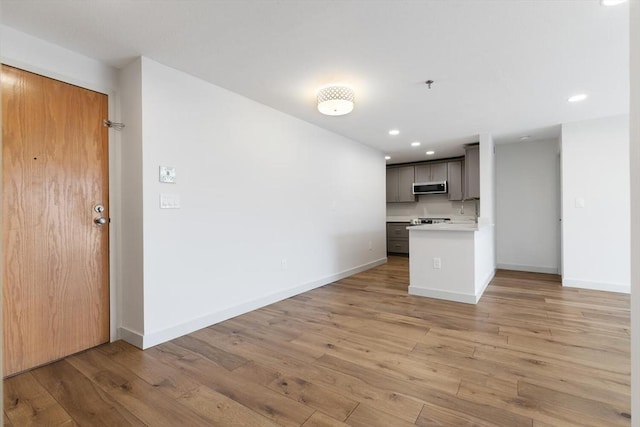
(281, 258, 288, 270)
(433, 257, 441, 269)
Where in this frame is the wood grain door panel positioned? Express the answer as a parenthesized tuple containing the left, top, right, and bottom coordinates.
(2, 65, 110, 376)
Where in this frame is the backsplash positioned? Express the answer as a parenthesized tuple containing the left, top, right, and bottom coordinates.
(386, 194, 478, 219)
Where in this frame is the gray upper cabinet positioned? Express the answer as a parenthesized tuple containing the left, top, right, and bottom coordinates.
(447, 160, 464, 201)
(464, 144, 480, 199)
(415, 162, 447, 182)
(386, 168, 398, 202)
(386, 166, 416, 203)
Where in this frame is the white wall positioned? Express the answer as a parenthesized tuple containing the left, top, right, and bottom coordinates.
(629, 0, 639, 422)
(128, 58, 386, 347)
(496, 139, 560, 274)
(561, 115, 630, 293)
(0, 26, 118, 92)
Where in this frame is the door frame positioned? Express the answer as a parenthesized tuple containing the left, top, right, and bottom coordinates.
(2, 59, 121, 342)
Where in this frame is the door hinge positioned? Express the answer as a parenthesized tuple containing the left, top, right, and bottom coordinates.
(103, 119, 125, 130)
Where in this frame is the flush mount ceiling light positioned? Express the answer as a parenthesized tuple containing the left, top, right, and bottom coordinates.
(568, 93, 588, 103)
(388, 129, 400, 136)
(426, 150, 435, 156)
(520, 135, 531, 141)
(317, 84, 354, 116)
(385, 156, 391, 160)
(601, 0, 627, 5)
(411, 141, 421, 147)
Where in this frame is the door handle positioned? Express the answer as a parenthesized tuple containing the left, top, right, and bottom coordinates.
(94, 217, 107, 226)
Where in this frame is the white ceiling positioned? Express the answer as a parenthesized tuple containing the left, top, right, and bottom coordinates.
(1, 0, 629, 164)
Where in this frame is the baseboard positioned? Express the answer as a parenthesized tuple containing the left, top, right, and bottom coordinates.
(137, 257, 388, 349)
(408, 286, 478, 304)
(118, 326, 144, 348)
(562, 278, 630, 294)
(408, 268, 495, 305)
(497, 263, 559, 274)
(476, 269, 495, 302)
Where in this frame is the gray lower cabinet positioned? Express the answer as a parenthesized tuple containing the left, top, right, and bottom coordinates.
(386, 166, 416, 203)
(465, 144, 480, 199)
(387, 222, 410, 254)
(447, 160, 464, 201)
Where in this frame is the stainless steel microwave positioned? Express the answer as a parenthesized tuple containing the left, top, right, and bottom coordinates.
(412, 181, 447, 195)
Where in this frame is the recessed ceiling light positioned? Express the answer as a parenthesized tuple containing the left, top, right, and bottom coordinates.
(388, 129, 400, 136)
(568, 94, 588, 103)
(520, 135, 531, 141)
(411, 141, 421, 147)
(426, 151, 435, 156)
(601, 0, 627, 6)
(385, 156, 391, 160)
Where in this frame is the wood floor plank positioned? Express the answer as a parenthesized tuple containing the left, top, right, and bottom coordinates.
(175, 386, 281, 427)
(4, 372, 76, 426)
(346, 402, 417, 427)
(233, 361, 359, 421)
(471, 344, 630, 395)
(150, 341, 316, 427)
(171, 334, 249, 370)
(415, 402, 501, 427)
(517, 381, 631, 426)
(96, 340, 280, 426)
(316, 353, 533, 427)
(301, 411, 350, 427)
(31, 359, 145, 426)
(66, 350, 212, 426)
(3, 256, 630, 426)
(457, 378, 586, 427)
(291, 330, 462, 394)
(196, 326, 426, 422)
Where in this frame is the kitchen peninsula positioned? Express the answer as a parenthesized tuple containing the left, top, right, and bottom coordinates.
(408, 221, 495, 304)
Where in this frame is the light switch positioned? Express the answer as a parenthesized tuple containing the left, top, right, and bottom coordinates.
(574, 197, 585, 208)
(159, 166, 176, 183)
(160, 193, 180, 209)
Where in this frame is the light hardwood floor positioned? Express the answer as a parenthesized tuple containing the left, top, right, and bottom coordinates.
(3, 256, 631, 426)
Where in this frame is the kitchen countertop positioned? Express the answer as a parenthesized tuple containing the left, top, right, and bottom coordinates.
(386, 216, 477, 223)
(386, 216, 414, 222)
(407, 222, 479, 231)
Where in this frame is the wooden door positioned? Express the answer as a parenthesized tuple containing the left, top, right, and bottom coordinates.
(2, 65, 110, 376)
